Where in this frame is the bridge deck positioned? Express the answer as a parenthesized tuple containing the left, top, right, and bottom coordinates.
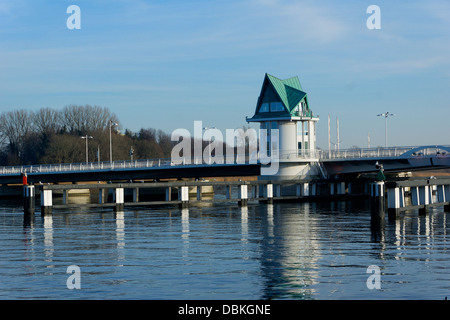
(1, 145, 449, 184)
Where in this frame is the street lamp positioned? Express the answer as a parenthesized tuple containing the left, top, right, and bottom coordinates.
(377, 112, 394, 148)
(129, 146, 134, 161)
(109, 120, 119, 164)
(81, 135, 93, 164)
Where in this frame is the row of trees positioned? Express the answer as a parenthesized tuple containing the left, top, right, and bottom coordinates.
(0, 105, 174, 166)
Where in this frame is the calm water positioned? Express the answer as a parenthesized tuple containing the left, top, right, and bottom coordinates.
(0, 198, 449, 300)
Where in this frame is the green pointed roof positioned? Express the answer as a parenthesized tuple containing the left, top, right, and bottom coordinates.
(248, 73, 313, 121)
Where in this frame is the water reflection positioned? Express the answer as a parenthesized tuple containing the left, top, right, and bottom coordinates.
(23, 213, 34, 229)
(241, 206, 248, 243)
(370, 218, 385, 243)
(43, 214, 54, 274)
(267, 204, 274, 239)
(260, 203, 320, 299)
(115, 211, 125, 263)
(372, 208, 450, 265)
(181, 208, 189, 258)
(7, 200, 448, 300)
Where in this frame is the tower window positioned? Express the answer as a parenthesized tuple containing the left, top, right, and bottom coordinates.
(258, 101, 285, 114)
(270, 102, 284, 112)
(259, 103, 269, 113)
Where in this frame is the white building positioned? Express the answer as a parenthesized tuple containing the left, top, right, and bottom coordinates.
(247, 73, 321, 180)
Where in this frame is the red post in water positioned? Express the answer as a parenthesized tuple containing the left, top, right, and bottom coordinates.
(22, 172, 27, 186)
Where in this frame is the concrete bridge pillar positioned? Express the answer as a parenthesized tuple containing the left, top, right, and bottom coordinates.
(179, 186, 189, 208)
(411, 186, 420, 206)
(336, 182, 346, 195)
(196, 186, 202, 201)
(411, 185, 430, 214)
(296, 184, 302, 197)
(267, 184, 273, 204)
(387, 187, 405, 219)
(62, 190, 68, 205)
(226, 185, 231, 200)
(260, 183, 273, 204)
(420, 186, 430, 205)
(437, 185, 446, 203)
(419, 186, 430, 215)
(40, 189, 53, 215)
(444, 185, 450, 212)
(445, 185, 450, 202)
(165, 187, 172, 201)
(133, 188, 139, 202)
(329, 182, 345, 196)
(274, 184, 281, 197)
(238, 184, 248, 206)
(251, 185, 258, 199)
(115, 188, 124, 211)
(295, 182, 315, 197)
(302, 183, 310, 197)
(310, 183, 317, 196)
(99, 188, 105, 204)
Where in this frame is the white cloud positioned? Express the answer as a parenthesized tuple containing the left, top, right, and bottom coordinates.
(252, 0, 351, 44)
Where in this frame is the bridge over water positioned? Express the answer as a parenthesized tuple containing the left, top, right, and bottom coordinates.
(1, 145, 449, 185)
(320, 145, 450, 176)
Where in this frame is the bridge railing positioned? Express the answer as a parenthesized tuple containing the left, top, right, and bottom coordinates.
(265, 145, 450, 161)
(0, 158, 174, 175)
(1, 145, 449, 175)
(0, 154, 254, 175)
(320, 145, 450, 160)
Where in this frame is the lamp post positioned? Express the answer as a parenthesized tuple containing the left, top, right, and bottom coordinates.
(109, 120, 119, 165)
(81, 135, 93, 164)
(377, 112, 394, 148)
(129, 146, 134, 161)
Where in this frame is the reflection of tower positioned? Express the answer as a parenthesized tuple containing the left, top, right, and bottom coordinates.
(247, 73, 321, 180)
(259, 203, 320, 299)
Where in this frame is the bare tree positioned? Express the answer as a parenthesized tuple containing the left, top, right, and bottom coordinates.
(0, 105, 177, 165)
(61, 105, 119, 134)
(0, 109, 36, 153)
(34, 107, 62, 135)
(40, 134, 84, 164)
(87, 105, 117, 132)
(61, 105, 82, 134)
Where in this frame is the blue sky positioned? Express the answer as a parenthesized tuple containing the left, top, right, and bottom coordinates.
(1, 0, 449, 149)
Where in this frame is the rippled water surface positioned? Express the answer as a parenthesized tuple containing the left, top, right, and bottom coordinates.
(0, 198, 449, 299)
